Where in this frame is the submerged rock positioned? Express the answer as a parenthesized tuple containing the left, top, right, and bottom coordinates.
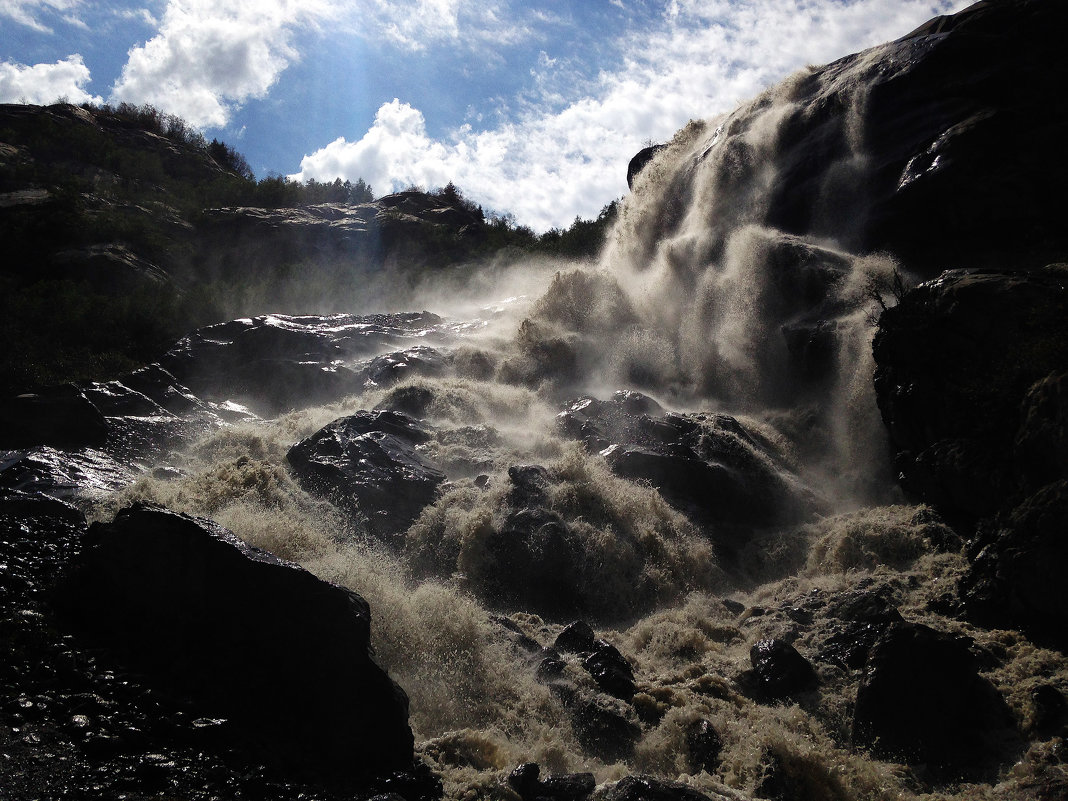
(740, 639, 818, 701)
(852, 622, 1018, 781)
(56, 502, 414, 781)
(558, 391, 819, 545)
(286, 409, 445, 541)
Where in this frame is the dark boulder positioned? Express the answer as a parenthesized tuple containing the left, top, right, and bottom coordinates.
(740, 639, 818, 701)
(852, 622, 1018, 781)
(507, 763, 596, 801)
(361, 346, 448, 388)
(605, 776, 718, 801)
(161, 312, 444, 414)
(481, 506, 579, 619)
(959, 481, 1068, 649)
(0, 384, 107, 449)
(817, 588, 904, 671)
(583, 640, 636, 701)
(873, 267, 1068, 524)
(557, 392, 819, 542)
(55, 503, 414, 782)
(627, 144, 667, 189)
(286, 410, 445, 542)
(685, 719, 723, 775)
(555, 621, 596, 654)
(567, 694, 641, 764)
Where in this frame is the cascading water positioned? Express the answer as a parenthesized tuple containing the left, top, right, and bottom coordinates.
(83, 29, 1068, 801)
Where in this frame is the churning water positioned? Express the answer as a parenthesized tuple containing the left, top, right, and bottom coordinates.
(92, 47, 1066, 801)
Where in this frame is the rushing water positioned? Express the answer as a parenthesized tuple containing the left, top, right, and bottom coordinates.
(88, 41, 1068, 801)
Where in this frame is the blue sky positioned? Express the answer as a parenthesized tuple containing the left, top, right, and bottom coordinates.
(1, 0, 969, 230)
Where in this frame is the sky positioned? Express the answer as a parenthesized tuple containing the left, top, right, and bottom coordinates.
(1, 0, 970, 231)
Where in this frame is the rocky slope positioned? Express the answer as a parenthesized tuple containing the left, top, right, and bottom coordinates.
(3, 2, 1068, 801)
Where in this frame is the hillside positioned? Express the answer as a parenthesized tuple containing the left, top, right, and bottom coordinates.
(0, 102, 615, 394)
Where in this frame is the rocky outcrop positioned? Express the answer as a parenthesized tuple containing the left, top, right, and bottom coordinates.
(873, 267, 1068, 524)
(872, 267, 1068, 643)
(852, 622, 1018, 781)
(286, 410, 446, 541)
(604, 776, 720, 801)
(558, 391, 820, 544)
(160, 311, 445, 414)
(739, 639, 818, 701)
(959, 480, 1068, 649)
(0, 385, 108, 449)
(56, 503, 414, 781)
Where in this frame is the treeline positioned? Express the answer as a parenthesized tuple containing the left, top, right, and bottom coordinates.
(81, 101, 618, 255)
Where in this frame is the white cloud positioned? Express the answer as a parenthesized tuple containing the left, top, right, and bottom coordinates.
(293, 0, 970, 231)
(0, 54, 101, 105)
(362, 0, 530, 52)
(109, 0, 338, 128)
(0, 0, 84, 33)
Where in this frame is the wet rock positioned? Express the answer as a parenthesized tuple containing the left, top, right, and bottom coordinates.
(1029, 685, 1068, 736)
(555, 621, 596, 654)
(361, 346, 448, 388)
(763, 1, 1068, 277)
(508, 464, 554, 508)
(873, 266, 1068, 524)
(286, 410, 445, 542)
(535, 648, 567, 682)
(557, 392, 819, 543)
(161, 312, 443, 414)
(568, 694, 641, 764)
(508, 762, 542, 797)
(583, 640, 636, 701)
(741, 639, 818, 701)
(685, 718, 723, 774)
(959, 481, 1068, 649)
(508, 762, 595, 801)
(605, 775, 717, 801)
(852, 622, 1018, 781)
(482, 506, 579, 619)
(0, 385, 107, 448)
(627, 144, 666, 188)
(56, 502, 415, 781)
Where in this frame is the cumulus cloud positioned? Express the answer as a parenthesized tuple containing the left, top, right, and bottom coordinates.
(294, 0, 970, 231)
(0, 0, 84, 33)
(109, 0, 338, 128)
(0, 54, 101, 105)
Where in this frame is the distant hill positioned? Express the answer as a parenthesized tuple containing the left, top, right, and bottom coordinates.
(0, 102, 617, 393)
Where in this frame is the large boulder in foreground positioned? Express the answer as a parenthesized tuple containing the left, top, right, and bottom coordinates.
(287, 409, 445, 541)
(56, 503, 414, 781)
(852, 622, 1018, 782)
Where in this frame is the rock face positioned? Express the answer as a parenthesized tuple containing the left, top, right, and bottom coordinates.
(873, 267, 1068, 524)
(959, 480, 1068, 649)
(741, 639, 818, 701)
(558, 391, 819, 544)
(872, 267, 1068, 643)
(852, 622, 1017, 782)
(286, 410, 446, 541)
(56, 503, 414, 780)
(161, 312, 447, 414)
(0, 385, 108, 449)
